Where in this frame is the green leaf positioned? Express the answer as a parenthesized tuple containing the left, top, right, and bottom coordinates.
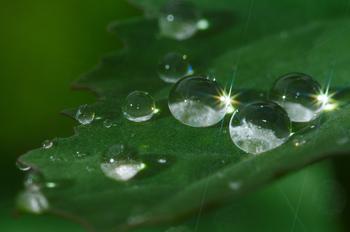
(18, 0, 350, 231)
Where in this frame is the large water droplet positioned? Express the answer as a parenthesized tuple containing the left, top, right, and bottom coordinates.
(16, 188, 49, 214)
(122, 91, 157, 122)
(101, 144, 145, 181)
(42, 140, 53, 149)
(168, 75, 228, 127)
(159, 0, 201, 40)
(76, 104, 95, 125)
(229, 101, 291, 154)
(270, 73, 322, 122)
(158, 52, 193, 83)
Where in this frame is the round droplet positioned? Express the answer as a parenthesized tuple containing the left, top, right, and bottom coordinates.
(16, 189, 49, 214)
(158, 52, 193, 83)
(42, 140, 53, 149)
(103, 119, 113, 128)
(16, 161, 31, 172)
(122, 91, 157, 122)
(75, 104, 95, 125)
(270, 73, 322, 122)
(168, 75, 228, 127)
(159, 0, 201, 40)
(229, 101, 291, 155)
(101, 144, 145, 181)
(292, 137, 307, 147)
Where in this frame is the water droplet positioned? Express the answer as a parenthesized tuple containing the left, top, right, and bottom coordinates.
(16, 161, 31, 171)
(103, 119, 114, 128)
(292, 135, 307, 147)
(42, 140, 53, 149)
(74, 151, 89, 159)
(158, 158, 167, 164)
(158, 52, 193, 83)
(168, 75, 228, 127)
(16, 188, 49, 214)
(229, 101, 291, 154)
(270, 73, 322, 122)
(228, 181, 241, 190)
(122, 91, 157, 122)
(24, 171, 45, 190)
(75, 104, 95, 125)
(159, 0, 201, 40)
(101, 144, 145, 181)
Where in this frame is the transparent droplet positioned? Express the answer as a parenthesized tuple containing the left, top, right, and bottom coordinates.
(42, 140, 53, 149)
(168, 75, 228, 127)
(16, 161, 31, 171)
(24, 171, 45, 190)
(292, 136, 307, 147)
(103, 119, 113, 128)
(158, 158, 167, 164)
(75, 104, 95, 125)
(270, 73, 322, 122)
(74, 151, 89, 159)
(229, 101, 291, 154)
(159, 0, 201, 40)
(16, 188, 49, 214)
(122, 91, 157, 122)
(101, 144, 145, 181)
(158, 52, 193, 83)
(101, 161, 146, 182)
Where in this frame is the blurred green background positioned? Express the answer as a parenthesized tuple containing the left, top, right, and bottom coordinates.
(0, 1, 349, 231)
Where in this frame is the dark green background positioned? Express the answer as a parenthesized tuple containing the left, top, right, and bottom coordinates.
(0, 1, 349, 231)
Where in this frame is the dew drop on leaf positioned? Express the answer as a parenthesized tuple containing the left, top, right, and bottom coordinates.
(168, 75, 228, 127)
(103, 119, 113, 128)
(122, 91, 157, 122)
(159, 0, 201, 40)
(270, 73, 322, 122)
(75, 104, 95, 125)
(158, 52, 193, 83)
(42, 139, 53, 149)
(229, 101, 291, 154)
(100, 144, 145, 181)
(74, 151, 89, 159)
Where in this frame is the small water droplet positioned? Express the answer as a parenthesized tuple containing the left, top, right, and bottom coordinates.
(103, 119, 114, 128)
(16, 161, 31, 171)
(122, 91, 157, 122)
(49, 155, 61, 162)
(158, 158, 167, 164)
(159, 0, 201, 40)
(229, 101, 291, 154)
(24, 171, 45, 189)
(42, 140, 53, 149)
(228, 181, 241, 190)
(292, 137, 307, 147)
(75, 104, 95, 125)
(168, 75, 228, 127)
(16, 188, 49, 214)
(270, 73, 322, 122)
(158, 52, 193, 83)
(74, 151, 89, 159)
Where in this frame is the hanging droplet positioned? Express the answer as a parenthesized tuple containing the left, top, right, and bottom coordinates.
(270, 73, 322, 122)
(42, 140, 53, 149)
(24, 171, 45, 189)
(122, 91, 157, 122)
(158, 52, 193, 83)
(16, 160, 31, 172)
(75, 104, 95, 125)
(16, 188, 49, 214)
(229, 101, 291, 155)
(159, 0, 201, 40)
(100, 144, 145, 181)
(168, 75, 229, 127)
